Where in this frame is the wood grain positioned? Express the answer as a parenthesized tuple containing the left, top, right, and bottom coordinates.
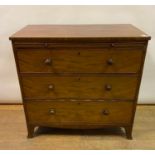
(26, 101, 133, 126)
(17, 46, 143, 73)
(21, 75, 138, 100)
(9, 24, 151, 41)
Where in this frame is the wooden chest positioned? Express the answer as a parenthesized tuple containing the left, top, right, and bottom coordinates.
(10, 25, 151, 139)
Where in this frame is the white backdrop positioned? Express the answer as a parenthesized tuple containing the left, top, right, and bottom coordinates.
(0, 5, 154, 103)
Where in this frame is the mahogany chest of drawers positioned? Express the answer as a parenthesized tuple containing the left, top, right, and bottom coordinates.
(10, 25, 151, 139)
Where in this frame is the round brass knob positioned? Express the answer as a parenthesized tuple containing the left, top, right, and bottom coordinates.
(105, 84, 112, 91)
(49, 109, 55, 115)
(44, 58, 52, 65)
(48, 84, 54, 90)
(102, 109, 109, 115)
(107, 58, 114, 65)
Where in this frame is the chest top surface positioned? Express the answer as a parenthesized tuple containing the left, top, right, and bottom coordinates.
(9, 24, 151, 41)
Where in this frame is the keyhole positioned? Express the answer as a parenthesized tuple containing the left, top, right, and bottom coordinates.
(78, 52, 80, 56)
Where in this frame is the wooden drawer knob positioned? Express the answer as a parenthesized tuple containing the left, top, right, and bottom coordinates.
(44, 43, 48, 47)
(48, 84, 54, 90)
(111, 43, 115, 47)
(107, 58, 114, 65)
(78, 52, 81, 56)
(49, 109, 55, 115)
(102, 109, 110, 115)
(44, 58, 52, 65)
(105, 84, 112, 91)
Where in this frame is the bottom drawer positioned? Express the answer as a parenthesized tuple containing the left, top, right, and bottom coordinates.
(26, 101, 133, 127)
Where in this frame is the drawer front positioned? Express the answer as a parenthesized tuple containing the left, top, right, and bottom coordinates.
(17, 47, 143, 73)
(26, 101, 133, 126)
(22, 76, 138, 100)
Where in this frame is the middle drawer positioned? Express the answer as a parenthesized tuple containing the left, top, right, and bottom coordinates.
(21, 75, 138, 100)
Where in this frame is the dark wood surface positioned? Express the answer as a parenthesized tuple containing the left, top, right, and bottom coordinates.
(21, 75, 138, 100)
(17, 46, 144, 73)
(10, 24, 151, 41)
(10, 24, 151, 139)
(26, 101, 133, 126)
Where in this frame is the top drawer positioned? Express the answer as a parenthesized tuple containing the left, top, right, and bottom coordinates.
(16, 43, 144, 74)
